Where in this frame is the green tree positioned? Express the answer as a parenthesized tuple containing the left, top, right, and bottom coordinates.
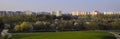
(14, 22, 33, 32)
(85, 22, 99, 30)
(20, 22, 33, 32)
(14, 25, 21, 32)
(111, 21, 120, 30)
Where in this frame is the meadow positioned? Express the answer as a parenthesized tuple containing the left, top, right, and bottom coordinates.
(11, 31, 116, 39)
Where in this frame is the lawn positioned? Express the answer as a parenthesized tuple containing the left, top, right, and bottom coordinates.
(11, 31, 116, 39)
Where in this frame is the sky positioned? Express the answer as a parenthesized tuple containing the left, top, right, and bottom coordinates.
(0, 0, 120, 13)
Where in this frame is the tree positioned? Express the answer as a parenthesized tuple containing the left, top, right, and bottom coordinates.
(14, 25, 21, 32)
(73, 21, 85, 31)
(20, 22, 33, 32)
(33, 21, 43, 31)
(14, 22, 33, 32)
(38, 15, 46, 21)
(111, 21, 120, 30)
(85, 22, 99, 30)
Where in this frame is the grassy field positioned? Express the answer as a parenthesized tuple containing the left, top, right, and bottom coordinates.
(11, 31, 116, 39)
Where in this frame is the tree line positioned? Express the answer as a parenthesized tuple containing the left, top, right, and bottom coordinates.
(0, 14, 120, 32)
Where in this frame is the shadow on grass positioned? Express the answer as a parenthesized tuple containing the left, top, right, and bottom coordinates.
(11, 34, 40, 39)
(101, 35, 116, 39)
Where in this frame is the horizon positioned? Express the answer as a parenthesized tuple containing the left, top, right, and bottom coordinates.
(0, 0, 120, 13)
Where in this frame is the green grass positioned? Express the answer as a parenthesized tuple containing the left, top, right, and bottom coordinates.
(11, 31, 116, 39)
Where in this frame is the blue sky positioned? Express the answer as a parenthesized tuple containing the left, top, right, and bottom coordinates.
(0, 0, 120, 13)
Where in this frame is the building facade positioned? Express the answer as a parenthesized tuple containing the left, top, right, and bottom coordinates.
(50, 11, 61, 16)
(72, 11, 89, 16)
(90, 10, 101, 15)
(104, 12, 114, 15)
(24, 10, 33, 15)
(0, 11, 24, 16)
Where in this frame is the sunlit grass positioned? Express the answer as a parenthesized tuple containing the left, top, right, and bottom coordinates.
(11, 31, 116, 39)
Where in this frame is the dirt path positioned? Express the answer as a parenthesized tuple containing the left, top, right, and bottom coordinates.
(109, 32, 120, 39)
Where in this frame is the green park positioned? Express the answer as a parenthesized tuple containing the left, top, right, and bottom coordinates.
(0, 14, 120, 39)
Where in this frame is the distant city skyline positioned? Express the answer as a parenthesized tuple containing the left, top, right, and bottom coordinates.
(0, 0, 120, 13)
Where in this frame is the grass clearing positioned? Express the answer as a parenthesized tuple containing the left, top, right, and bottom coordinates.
(11, 31, 116, 39)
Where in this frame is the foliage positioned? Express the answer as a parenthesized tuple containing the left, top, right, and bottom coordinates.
(14, 22, 33, 32)
(0, 14, 120, 32)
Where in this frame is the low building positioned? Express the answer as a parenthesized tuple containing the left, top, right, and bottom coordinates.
(104, 12, 114, 15)
(90, 10, 101, 15)
(116, 12, 120, 15)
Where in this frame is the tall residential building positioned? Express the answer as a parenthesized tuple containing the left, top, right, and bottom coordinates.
(50, 11, 61, 16)
(15, 11, 24, 16)
(72, 11, 89, 16)
(0, 11, 25, 16)
(0, 11, 7, 16)
(6, 11, 15, 16)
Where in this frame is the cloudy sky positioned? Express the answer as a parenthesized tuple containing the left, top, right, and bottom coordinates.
(0, 0, 120, 13)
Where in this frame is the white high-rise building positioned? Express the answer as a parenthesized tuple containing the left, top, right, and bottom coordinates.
(50, 11, 61, 16)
